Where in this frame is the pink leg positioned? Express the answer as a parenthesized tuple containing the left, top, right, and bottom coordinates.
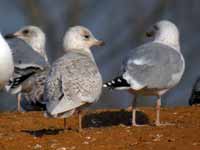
(78, 111, 82, 132)
(155, 96, 161, 126)
(64, 118, 67, 130)
(132, 95, 137, 126)
(17, 93, 21, 112)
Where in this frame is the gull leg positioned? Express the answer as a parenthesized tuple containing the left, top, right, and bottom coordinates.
(155, 95, 174, 126)
(131, 95, 146, 127)
(17, 93, 21, 112)
(64, 118, 67, 130)
(132, 95, 137, 126)
(78, 111, 82, 132)
(155, 95, 161, 126)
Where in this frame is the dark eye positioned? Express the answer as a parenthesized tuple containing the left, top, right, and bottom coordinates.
(23, 29, 29, 34)
(84, 35, 90, 39)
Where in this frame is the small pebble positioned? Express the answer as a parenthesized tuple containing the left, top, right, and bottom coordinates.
(33, 144, 42, 149)
(50, 143, 58, 148)
(83, 141, 89, 144)
(85, 136, 91, 140)
(56, 147, 66, 150)
(192, 142, 200, 146)
(71, 146, 76, 150)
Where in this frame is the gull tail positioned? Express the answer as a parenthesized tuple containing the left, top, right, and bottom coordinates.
(103, 75, 130, 90)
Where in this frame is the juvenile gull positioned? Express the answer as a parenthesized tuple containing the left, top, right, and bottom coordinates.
(4, 26, 49, 111)
(0, 33, 14, 90)
(104, 20, 185, 126)
(44, 26, 104, 131)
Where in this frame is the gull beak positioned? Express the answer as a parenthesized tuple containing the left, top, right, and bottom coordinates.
(4, 32, 21, 39)
(93, 40, 105, 47)
(4, 33, 16, 39)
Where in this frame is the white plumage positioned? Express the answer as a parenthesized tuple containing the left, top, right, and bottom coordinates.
(0, 33, 14, 89)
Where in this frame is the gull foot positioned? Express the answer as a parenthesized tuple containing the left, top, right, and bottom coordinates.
(132, 123, 147, 127)
(155, 122, 175, 126)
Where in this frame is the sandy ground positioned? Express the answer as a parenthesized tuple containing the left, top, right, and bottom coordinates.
(0, 106, 199, 150)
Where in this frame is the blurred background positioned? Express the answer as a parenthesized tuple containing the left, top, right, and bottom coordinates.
(0, 0, 200, 111)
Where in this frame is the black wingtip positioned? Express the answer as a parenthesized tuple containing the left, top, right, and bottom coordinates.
(189, 91, 200, 106)
(103, 76, 130, 90)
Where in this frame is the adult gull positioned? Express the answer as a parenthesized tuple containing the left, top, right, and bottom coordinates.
(104, 20, 185, 126)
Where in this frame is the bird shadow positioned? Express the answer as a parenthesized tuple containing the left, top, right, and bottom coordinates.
(21, 110, 149, 137)
(82, 109, 150, 128)
(21, 128, 64, 137)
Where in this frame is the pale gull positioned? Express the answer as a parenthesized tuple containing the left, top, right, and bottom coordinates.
(104, 20, 185, 126)
(44, 26, 104, 131)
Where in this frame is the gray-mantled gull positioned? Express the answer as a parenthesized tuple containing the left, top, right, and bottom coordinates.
(104, 20, 185, 126)
(189, 77, 200, 105)
(4, 26, 49, 111)
(44, 26, 104, 131)
(0, 33, 14, 90)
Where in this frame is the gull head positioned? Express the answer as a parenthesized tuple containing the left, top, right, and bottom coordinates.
(146, 20, 180, 50)
(4, 26, 46, 57)
(63, 26, 105, 52)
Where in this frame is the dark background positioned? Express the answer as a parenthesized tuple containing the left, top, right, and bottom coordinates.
(0, 0, 199, 111)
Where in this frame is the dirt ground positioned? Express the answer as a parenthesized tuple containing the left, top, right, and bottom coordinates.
(0, 106, 199, 150)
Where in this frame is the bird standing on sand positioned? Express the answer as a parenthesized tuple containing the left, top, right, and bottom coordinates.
(0, 33, 14, 90)
(104, 20, 185, 126)
(44, 26, 104, 131)
(4, 26, 49, 111)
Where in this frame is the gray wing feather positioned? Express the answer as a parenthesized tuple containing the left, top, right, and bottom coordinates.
(7, 39, 46, 66)
(45, 52, 102, 115)
(6, 38, 49, 94)
(123, 42, 185, 89)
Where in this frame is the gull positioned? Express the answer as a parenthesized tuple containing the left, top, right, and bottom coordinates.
(104, 20, 185, 126)
(0, 33, 14, 90)
(4, 26, 49, 111)
(44, 26, 104, 131)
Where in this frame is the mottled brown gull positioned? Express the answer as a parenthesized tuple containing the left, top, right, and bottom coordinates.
(4, 26, 49, 111)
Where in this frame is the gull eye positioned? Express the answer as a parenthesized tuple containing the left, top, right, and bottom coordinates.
(84, 35, 90, 39)
(23, 29, 29, 34)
